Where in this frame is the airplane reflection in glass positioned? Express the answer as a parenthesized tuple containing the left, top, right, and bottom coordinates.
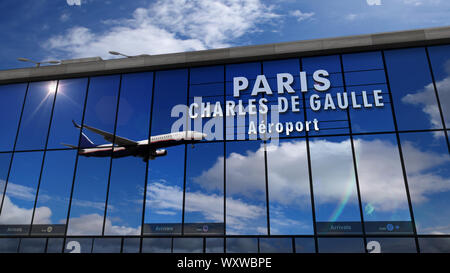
(62, 120, 207, 161)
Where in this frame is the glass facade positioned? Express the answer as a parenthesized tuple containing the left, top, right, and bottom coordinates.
(0, 45, 448, 253)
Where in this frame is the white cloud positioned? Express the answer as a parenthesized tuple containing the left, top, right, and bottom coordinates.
(67, 213, 140, 235)
(45, 0, 279, 59)
(346, 14, 358, 21)
(0, 196, 51, 225)
(66, 0, 82, 6)
(402, 75, 450, 131)
(60, 13, 70, 22)
(367, 0, 382, 5)
(290, 10, 315, 22)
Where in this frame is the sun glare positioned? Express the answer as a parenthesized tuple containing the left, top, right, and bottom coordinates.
(47, 82, 57, 94)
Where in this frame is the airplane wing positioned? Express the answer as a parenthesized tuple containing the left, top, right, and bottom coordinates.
(73, 120, 138, 146)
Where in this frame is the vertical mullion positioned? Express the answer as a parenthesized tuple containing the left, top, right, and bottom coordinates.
(102, 74, 123, 236)
(63, 77, 91, 252)
(0, 82, 29, 215)
(30, 80, 60, 235)
(261, 62, 271, 236)
(381, 50, 420, 253)
(339, 54, 368, 252)
(223, 64, 227, 253)
(181, 68, 190, 235)
(140, 71, 156, 252)
(300, 58, 318, 253)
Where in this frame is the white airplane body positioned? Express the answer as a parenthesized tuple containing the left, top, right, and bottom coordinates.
(63, 121, 207, 161)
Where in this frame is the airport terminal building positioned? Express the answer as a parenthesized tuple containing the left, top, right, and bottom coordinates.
(0, 27, 449, 253)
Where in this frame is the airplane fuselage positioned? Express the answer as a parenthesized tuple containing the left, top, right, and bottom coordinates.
(78, 131, 206, 161)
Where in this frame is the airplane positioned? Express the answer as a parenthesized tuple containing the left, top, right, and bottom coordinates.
(62, 120, 207, 161)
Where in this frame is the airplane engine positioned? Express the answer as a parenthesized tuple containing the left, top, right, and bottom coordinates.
(152, 149, 167, 157)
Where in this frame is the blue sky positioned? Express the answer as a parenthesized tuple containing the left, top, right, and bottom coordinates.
(1, 0, 450, 70)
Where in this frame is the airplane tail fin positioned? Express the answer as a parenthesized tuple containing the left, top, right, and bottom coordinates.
(80, 132, 95, 148)
(72, 120, 82, 129)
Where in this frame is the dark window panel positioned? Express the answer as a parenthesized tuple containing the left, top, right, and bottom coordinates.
(342, 51, 384, 71)
(294, 237, 316, 253)
(0, 238, 20, 253)
(46, 238, 64, 253)
(259, 238, 293, 253)
(18, 238, 46, 253)
(92, 238, 122, 253)
(191, 65, 224, 84)
(0, 83, 27, 152)
(366, 237, 416, 253)
(64, 238, 93, 253)
(385, 47, 443, 130)
(141, 238, 171, 253)
(419, 237, 450, 253)
(122, 238, 141, 253)
(206, 238, 224, 253)
(15, 81, 57, 151)
(399, 132, 450, 234)
(266, 139, 314, 235)
(173, 238, 203, 253)
(226, 141, 267, 235)
(46, 78, 87, 149)
(318, 237, 365, 253)
(226, 238, 258, 253)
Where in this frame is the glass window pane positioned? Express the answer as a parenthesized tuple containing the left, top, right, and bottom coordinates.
(67, 75, 120, 236)
(354, 134, 413, 235)
(46, 238, 64, 253)
(18, 238, 46, 253)
(0, 238, 19, 253)
(206, 238, 224, 253)
(318, 237, 364, 253)
(266, 139, 314, 235)
(141, 238, 171, 253)
(173, 238, 203, 253)
(92, 238, 122, 253)
(15, 81, 57, 151)
(294, 237, 315, 253)
(185, 142, 224, 235)
(0, 83, 26, 152)
(122, 238, 141, 253)
(419, 237, 450, 253)
(428, 45, 450, 127)
(399, 131, 450, 234)
(46, 78, 87, 149)
(366, 237, 416, 253)
(226, 238, 258, 253)
(311, 136, 362, 235)
(0, 151, 43, 235)
(226, 141, 267, 235)
(144, 146, 185, 235)
(64, 238, 93, 253)
(31, 150, 77, 235)
(0, 153, 12, 211)
(342, 51, 384, 71)
(303, 55, 349, 136)
(104, 72, 152, 236)
(385, 47, 443, 130)
(259, 238, 293, 253)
